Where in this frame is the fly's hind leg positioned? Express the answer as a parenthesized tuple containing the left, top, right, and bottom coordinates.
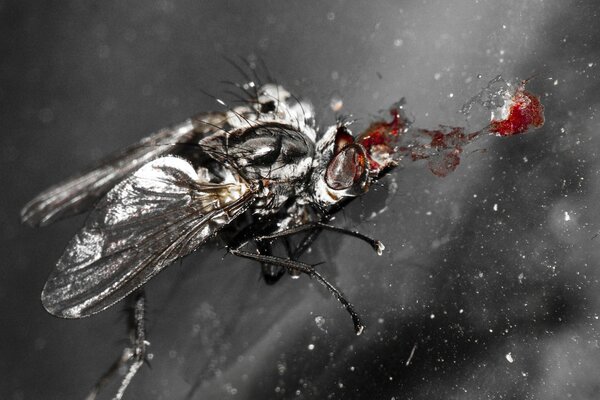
(230, 248, 364, 335)
(86, 291, 150, 400)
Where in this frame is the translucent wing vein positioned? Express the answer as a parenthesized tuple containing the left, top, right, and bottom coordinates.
(41, 156, 252, 318)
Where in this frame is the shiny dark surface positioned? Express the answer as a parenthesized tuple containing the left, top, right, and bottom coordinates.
(3, 1, 600, 399)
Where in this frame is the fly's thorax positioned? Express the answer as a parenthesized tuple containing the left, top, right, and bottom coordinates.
(200, 122, 315, 183)
(308, 125, 371, 208)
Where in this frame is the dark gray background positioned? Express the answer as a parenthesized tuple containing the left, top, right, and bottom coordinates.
(3, 1, 600, 399)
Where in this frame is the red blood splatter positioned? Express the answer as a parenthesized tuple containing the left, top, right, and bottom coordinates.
(427, 149, 462, 177)
(414, 127, 477, 176)
(356, 78, 545, 178)
(356, 107, 408, 173)
(489, 87, 545, 136)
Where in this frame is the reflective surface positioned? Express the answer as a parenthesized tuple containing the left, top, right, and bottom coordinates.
(3, 1, 600, 399)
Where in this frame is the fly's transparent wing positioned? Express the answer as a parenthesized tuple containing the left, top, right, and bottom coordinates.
(21, 112, 228, 227)
(41, 156, 253, 318)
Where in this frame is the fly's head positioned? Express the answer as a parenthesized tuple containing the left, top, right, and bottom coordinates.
(309, 104, 410, 210)
(309, 123, 371, 208)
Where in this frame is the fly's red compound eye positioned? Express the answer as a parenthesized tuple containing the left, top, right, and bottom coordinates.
(325, 143, 370, 194)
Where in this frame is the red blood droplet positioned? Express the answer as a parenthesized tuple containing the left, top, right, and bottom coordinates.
(489, 88, 545, 136)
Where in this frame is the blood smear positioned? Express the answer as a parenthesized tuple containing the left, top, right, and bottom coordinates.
(357, 76, 545, 178)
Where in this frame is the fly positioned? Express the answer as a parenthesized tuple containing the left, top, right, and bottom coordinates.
(22, 73, 544, 399)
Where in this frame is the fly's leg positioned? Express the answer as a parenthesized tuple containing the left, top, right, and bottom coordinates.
(230, 248, 364, 335)
(291, 226, 323, 260)
(256, 239, 286, 284)
(258, 222, 385, 256)
(85, 291, 149, 400)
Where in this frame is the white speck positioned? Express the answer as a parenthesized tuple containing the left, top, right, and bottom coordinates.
(553, 79, 558, 86)
(564, 211, 571, 221)
(434, 72, 442, 80)
(430, 314, 435, 319)
(394, 38, 403, 47)
(426, 211, 432, 216)
(505, 352, 514, 363)
(448, 92, 454, 98)
(405, 343, 417, 366)
(518, 272, 524, 283)
(589, 62, 594, 67)
(502, 24, 506, 29)
(308, 343, 315, 351)
(493, 203, 498, 211)
(378, 318, 385, 324)
(314, 316, 326, 331)
(459, 309, 464, 314)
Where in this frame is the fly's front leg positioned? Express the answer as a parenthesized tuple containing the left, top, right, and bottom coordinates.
(230, 247, 364, 335)
(86, 291, 150, 400)
(258, 221, 385, 256)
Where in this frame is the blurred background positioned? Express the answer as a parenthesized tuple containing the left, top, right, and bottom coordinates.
(2, 1, 600, 399)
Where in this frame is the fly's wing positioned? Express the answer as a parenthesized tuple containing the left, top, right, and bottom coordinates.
(21, 112, 228, 227)
(41, 156, 253, 318)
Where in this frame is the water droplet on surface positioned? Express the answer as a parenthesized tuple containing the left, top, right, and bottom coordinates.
(375, 241, 385, 255)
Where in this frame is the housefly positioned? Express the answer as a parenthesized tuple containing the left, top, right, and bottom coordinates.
(22, 74, 544, 399)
